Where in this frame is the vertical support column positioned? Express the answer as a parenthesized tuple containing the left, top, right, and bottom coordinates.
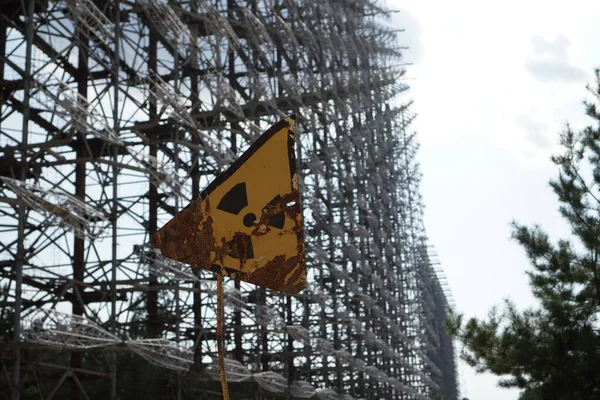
(110, 1, 121, 398)
(332, 117, 348, 394)
(341, 117, 355, 396)
(147, 25, 159, 339)
(188, 0, 203, 364)
(172, 47, 182, 400)
(322, 109, 333, 391)
(226, 0, 243, 363)
(355, 116, 367, 399)
(259, 288, 269, 371)
(0, 16, 7, 109)
(70, 17, 89, 400)
(285, 295, 294, 383)
(277, 0, 299, 384)
(332, 268, 341, 392)
(12, 0, 34, 398)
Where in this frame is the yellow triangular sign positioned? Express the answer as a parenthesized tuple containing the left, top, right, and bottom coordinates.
(151, 116, 306, 293)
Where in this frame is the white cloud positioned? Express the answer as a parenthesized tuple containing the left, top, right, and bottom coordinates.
(531, 34, 570, 60)
(516, 112, 552, 149)
(526, 34, 588, 83)
(525, 60, 587, 83)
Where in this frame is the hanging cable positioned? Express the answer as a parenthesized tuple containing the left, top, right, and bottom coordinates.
(216, 273, 229, 400)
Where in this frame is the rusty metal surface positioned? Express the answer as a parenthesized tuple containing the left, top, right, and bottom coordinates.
(151, 116, 306, 294)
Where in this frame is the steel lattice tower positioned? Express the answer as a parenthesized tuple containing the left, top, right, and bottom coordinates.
(0, 0, 459, 399)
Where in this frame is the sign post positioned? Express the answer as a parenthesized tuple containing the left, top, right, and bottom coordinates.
(151, 115, 306, 398)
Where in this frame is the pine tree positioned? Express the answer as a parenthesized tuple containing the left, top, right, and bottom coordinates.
(447, 70, 600, 399)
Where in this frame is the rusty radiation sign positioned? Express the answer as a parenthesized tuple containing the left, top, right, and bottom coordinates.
(151, 115, 306, 294)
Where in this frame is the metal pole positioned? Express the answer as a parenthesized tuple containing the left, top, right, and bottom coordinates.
(71, 11, 90, 400)
(173, 49, 182, 400)
(110, 0, 121, 398)
(147, 17, 159, 341)
(11, 0, 35, 398)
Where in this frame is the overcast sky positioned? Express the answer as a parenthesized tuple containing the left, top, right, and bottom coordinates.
(388, 1, 600, 399)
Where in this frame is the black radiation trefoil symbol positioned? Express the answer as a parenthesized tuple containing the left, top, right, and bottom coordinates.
(216, 182, 285, 260)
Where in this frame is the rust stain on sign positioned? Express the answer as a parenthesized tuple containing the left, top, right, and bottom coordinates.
(151, 115, 306, 294)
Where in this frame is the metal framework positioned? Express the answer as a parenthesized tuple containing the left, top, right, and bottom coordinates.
(0, 0, 459, 399)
